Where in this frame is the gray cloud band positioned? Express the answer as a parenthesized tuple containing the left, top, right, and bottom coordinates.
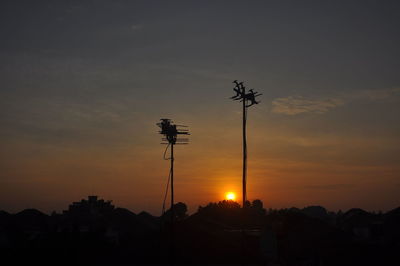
(271, 88, 400, 115)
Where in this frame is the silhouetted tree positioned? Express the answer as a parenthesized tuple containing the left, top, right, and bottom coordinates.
(251, 199, 266, 215)
(196, 200, 242, 226)
(302, 205, 328, 220)
(163, 202, 188, 221)
(174, 202, 188, 220)
(252, 199, 263, 209)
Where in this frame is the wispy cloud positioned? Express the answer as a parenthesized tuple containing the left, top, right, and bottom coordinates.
(272, 96, 344, 115)
(272, 88, 400, 115)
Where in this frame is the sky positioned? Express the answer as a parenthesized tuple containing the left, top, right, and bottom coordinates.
(1, 0, 399, 215)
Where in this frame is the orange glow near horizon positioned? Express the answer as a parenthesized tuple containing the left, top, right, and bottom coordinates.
(225, 192, 236, 201)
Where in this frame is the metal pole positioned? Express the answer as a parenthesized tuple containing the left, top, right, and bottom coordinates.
(170, 143, 174, 264)
(157, 119, 189, 265)
(229, 81, 260, 265)
(171, 143, 174, 222)
(242, 89, 247, 208)
(242, 88, 247, 265)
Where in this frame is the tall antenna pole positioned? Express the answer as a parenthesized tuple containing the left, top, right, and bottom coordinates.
(242, 90, 247, 208)
(230, 81, 262, 208)
(157, 118, 189, 264)
(231, 81, 262, 264)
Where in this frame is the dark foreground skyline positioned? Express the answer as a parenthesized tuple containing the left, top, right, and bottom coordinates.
(1, 1, 400, 213)
(0, 194, 396, 217)
(0, 195, 399, 265)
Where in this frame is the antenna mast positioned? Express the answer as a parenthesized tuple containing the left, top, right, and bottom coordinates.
(157, 118, 189, 264)
(230, 81, 262, 208)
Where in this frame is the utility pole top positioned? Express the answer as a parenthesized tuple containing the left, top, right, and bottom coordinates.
(230, 80, 262, 108)
(157, 119, 190, 145)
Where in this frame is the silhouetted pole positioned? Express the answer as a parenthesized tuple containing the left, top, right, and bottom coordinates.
(231, 81, 261, 265)
(170, 142, 174, 263)
(231, 80, 261, 208)
(242, 91, 247, 208)
(157, 119, 189, 265)
(241, 86, 247, 266)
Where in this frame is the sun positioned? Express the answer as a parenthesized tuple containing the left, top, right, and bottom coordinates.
(225, 192, 236, 201)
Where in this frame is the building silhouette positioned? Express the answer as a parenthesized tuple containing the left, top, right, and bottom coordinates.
(63, 195, 114, 217)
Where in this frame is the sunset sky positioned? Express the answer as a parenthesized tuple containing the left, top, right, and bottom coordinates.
(1, 1, 399, 214)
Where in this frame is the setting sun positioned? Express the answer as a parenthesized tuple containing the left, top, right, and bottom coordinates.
(225, 192, 236, 201)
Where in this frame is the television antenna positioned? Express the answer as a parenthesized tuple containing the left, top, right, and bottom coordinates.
(230, 80, 262, 208)
(157, 118, 189, 263)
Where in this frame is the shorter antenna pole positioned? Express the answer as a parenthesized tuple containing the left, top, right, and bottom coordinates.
(170, 143, 174, 264)
(242, 86, 247, 209)
(156, 118, 189, 265)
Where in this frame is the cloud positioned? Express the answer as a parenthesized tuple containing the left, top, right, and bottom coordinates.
(272, 96, 344, 115)
(272, 88, 400, 115)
